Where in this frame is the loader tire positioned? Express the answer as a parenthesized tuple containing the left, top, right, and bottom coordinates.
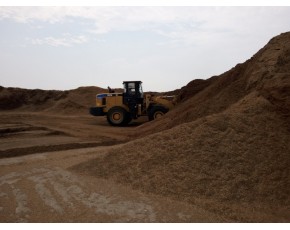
(124, 113, 132, 124)
(148, 106, 169, 121)
(107, 107, 130, 126)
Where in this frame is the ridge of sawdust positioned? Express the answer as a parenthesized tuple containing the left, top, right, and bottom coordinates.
(72, 32, 290, 222)
(0, 86, 106, 115)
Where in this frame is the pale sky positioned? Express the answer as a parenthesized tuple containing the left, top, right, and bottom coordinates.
(1, 5, 290, 92)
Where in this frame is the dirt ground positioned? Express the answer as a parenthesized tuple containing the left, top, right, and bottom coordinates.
(0, 112, 222, 222)
(0, 112, 138, 159)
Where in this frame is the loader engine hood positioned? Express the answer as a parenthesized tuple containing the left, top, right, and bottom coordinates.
(97, 94, 108, 99)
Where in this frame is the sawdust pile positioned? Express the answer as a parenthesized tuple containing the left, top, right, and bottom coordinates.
(134, 32, 290, 136)
(0, 86, 105, 114)
(74, 32, 290, 222)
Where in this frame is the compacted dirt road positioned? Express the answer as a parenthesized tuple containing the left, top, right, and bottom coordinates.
(0, 112, 222, 222)
(0, 112, 139, 157)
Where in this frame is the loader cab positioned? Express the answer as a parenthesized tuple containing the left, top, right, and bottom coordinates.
(123, 81, 143, 104)
(123, 81, 144, 119)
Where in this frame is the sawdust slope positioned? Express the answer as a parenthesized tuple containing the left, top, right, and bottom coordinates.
(136, 32, 290, 136)
(73, 32, 290, 222)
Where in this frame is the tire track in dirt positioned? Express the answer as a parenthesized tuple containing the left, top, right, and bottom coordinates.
(0, 141, 124, 159)
(0, 146, 223, 222)
(0, 166, 156, 222)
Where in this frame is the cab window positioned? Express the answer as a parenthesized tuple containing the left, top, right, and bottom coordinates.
(128, 83, 136, 95)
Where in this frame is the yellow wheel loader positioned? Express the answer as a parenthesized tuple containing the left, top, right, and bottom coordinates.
(90, 81, 176, 126)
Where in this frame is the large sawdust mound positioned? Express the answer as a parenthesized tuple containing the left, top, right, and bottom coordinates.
(0, 86, 106, 114)
(74, 32, 290, 222)
(134, 32, 290, 137)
